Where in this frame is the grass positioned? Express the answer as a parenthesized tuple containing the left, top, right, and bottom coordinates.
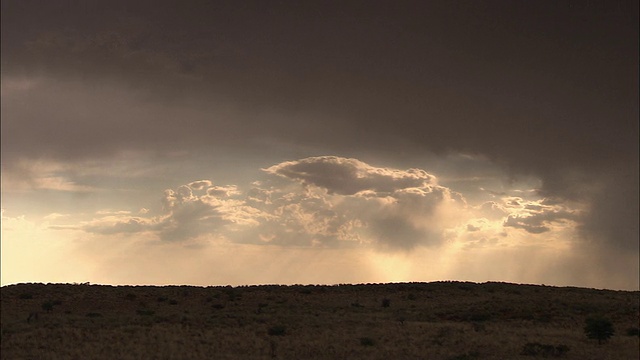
(1, 281, 638, 359)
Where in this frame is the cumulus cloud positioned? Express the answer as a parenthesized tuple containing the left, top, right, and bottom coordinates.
(502, 200, 580, 234)
(75, 157, 468, 250)
(74, 156, 588, 253)
(187, 180, 212, 190)
(264, 156, 436, 195)
(504, 211, 578, 234)
(263, 157, 471, 250)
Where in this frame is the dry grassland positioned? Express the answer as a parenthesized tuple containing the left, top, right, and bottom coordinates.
(2, 281, 638, 359)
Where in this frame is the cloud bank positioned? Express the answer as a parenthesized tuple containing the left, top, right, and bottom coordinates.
(4, 156, 636, 290)
(75, 157, 582, 254)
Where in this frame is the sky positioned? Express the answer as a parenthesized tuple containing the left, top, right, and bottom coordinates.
(1, 0, 638, 290)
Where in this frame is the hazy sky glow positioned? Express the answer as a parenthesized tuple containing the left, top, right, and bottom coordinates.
(2, 0, 638, 290)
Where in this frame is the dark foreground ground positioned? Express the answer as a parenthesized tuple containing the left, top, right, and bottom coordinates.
(1, 281, 638, 359)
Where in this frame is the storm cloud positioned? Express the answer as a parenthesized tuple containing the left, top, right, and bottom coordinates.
(2, 1, 637, 288)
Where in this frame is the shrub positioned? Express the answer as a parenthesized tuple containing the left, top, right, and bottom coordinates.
(154, 316, 170, 323)
(19, 293, 33, 300)
(225, 289, 240, 301)
(359, 337, 375, 346)
(469, 312, 491, 322)
(521, 342, 569, 357)
(42, 301, 54, 312)
(27, 312, 39, 323)
(268, 325, 286, 336)
(584, 317, 615, 344)
(536, 312, 553, 323)
(447, 352, 480, 360)
(136, 309, 155, 316)
(472, 322, 486, 332)
(256, 303, 268, 314)
(626, 327, 640, 337)
(555, 345, 570, 356)
(381, 298, 391, 308)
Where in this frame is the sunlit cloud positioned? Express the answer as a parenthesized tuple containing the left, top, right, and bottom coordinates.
(59, 157, 585, 257)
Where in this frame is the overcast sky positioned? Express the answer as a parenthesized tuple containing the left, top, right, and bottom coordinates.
(2, 0, 638, 290)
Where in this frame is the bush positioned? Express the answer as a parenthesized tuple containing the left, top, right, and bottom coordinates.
(42, 301, 54, 312)
(472, 322, 486, 332)
(268, 325, 286, 336)
(555, 344, 569, 356)
(521, 342, 569, 357)
(584, 317, 614, 344)
(447, 352, 480, 360)
(19, 293, 33, 300)
(626, 327, 640, 337)
(359, 337, 375, 346)
(469, 312, 491, 322)
(136, 309, 155, 316)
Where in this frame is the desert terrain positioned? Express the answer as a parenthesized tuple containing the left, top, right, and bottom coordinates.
(2, 281, 638, 359)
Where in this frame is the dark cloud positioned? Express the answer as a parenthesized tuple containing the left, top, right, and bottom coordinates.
(3, 1, 636, 165)
(579, 171, 640, 253)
